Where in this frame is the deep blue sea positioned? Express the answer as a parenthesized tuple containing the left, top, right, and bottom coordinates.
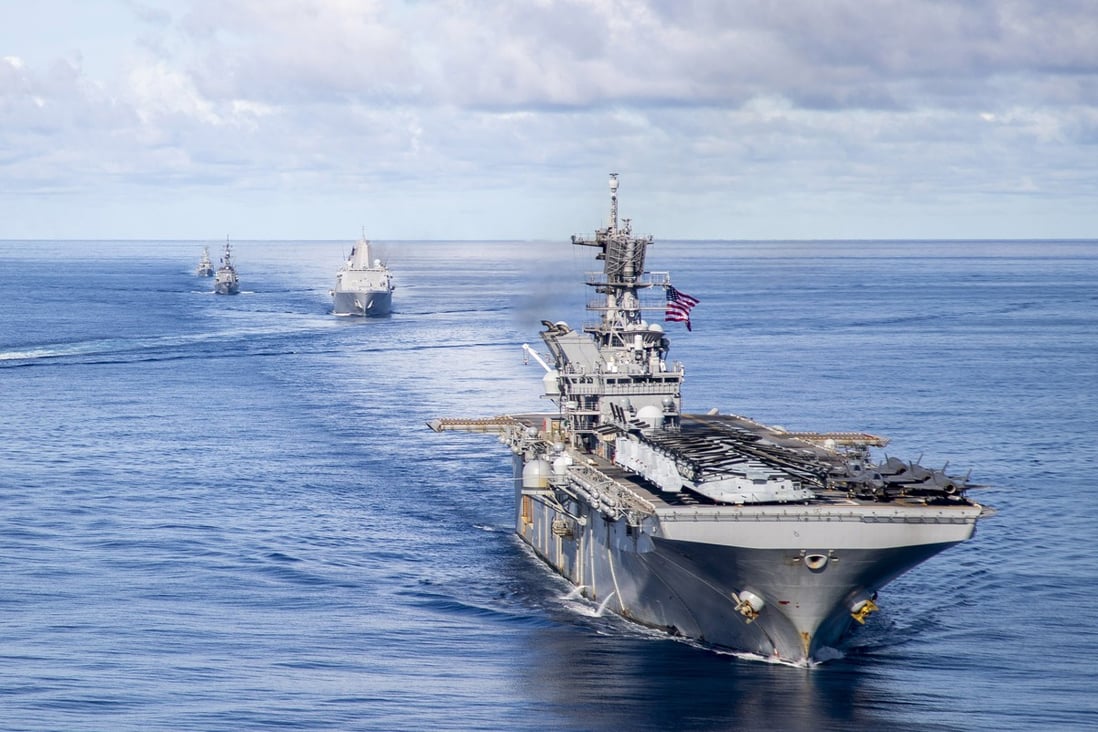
(2, 238, 1096, 731)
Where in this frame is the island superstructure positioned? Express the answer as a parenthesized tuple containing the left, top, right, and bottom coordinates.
(331, 232, 393, 316)
(430, 174, 988, 665)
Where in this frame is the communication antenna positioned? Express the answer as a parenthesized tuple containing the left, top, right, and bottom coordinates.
(609, 173, 619, 234)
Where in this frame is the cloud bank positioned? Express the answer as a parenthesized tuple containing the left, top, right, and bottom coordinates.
(1, 0, 1096, 239)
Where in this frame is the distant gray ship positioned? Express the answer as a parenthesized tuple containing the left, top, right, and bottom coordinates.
(431, 174, 990, 666)
(330, 232, 393, 316)
(214, 241, 239, 295)
(195, 246, 214, 277)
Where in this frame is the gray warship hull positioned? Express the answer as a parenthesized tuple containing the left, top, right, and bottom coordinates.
(214, 279, 239, 295)
(214, 241, 239, 295)
(196, 246, 214, 276)
(511, 445, 975, 662)
(332, 289, 392, 317)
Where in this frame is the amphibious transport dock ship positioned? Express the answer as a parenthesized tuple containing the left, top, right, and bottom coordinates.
(330, 232, 393, 316)
(430, 175, 988, 665)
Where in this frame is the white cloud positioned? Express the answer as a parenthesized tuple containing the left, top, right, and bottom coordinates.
(129, 61, 220, 125)
(1, 0, 1097, 239)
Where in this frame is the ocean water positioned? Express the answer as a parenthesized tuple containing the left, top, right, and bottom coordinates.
(1, 238, 1096, 731)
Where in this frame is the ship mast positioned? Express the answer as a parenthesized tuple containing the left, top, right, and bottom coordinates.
(609, 172, 619, 233)
(571, 173, 663, 346)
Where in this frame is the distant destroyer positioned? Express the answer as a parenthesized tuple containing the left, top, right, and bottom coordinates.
(214, 240, 240, 295)
(430, 174, 989, 666)
(195, 246, 214, 277)
(330, 232, 393, 316)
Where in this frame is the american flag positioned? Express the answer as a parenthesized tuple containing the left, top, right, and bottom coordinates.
(665, 285, 700, 331)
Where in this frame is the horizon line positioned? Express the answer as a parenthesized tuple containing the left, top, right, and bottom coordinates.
(2, 237, 1096, 243)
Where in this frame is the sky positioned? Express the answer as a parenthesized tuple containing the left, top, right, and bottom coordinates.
(1, 0, 1096, 240)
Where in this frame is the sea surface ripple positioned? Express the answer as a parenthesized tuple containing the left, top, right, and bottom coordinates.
(1, 238, 1096, 731)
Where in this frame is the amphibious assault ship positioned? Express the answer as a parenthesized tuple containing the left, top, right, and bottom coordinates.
(430, 175, 988, 665)
(330, 231, 393, 316)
